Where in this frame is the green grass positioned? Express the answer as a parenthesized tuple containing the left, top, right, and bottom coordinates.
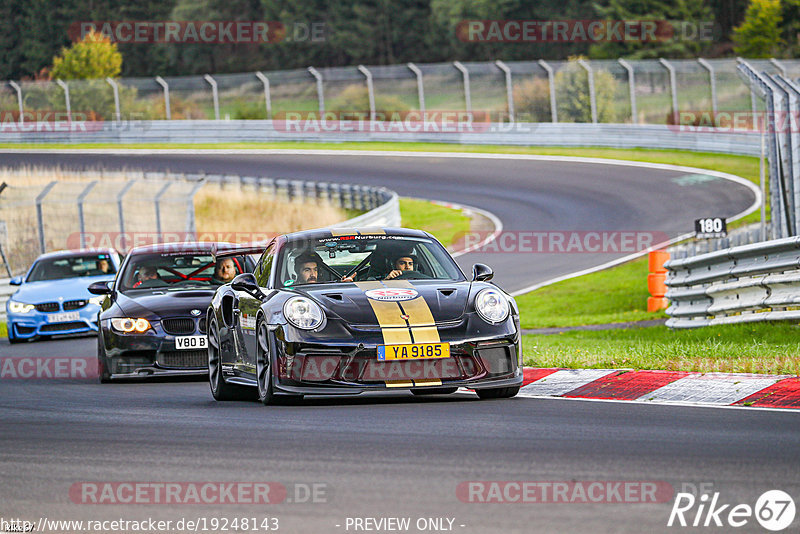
(514, 256, 663, 329)
(0, 322, 5, 338)
(399, 197, 471, 249)
(523, 323, 800, 375)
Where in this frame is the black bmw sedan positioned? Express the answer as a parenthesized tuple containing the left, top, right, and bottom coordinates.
(89, 242, 255, 382)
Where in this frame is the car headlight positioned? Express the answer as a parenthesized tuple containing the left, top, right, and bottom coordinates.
(110, 318, 151, 333)
(283, 296, 324, 330)
(89, 295, 106, 306)
(475, 288, 510, 324)
(8, 300, 35, 314)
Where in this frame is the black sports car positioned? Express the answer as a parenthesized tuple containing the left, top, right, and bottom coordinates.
(207, 228, 522, 404)
(89, 242, 255, 382)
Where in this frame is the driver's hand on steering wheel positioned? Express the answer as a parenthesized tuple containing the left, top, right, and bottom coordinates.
(341, 274, 355, 282)
(384, 269, 403, 280)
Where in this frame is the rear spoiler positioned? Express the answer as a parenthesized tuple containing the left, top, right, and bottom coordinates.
(211, 243, 267, 259)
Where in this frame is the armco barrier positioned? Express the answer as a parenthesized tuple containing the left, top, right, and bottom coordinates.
(665, 236, 800, 328)
(1, 121, 763, 156)
(0, 174, 399, 322)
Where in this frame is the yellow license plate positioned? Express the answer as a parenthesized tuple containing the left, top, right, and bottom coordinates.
(377, 343, 450, 361)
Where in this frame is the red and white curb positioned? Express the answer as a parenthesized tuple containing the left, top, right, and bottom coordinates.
(519, 368, 800, 409)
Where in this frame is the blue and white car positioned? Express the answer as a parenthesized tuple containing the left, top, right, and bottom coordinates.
(6, 249, 121, 343)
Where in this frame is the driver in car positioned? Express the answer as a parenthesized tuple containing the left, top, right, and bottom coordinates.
(385, 255, 415, 280)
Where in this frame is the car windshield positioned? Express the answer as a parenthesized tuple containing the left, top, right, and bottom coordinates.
(276, 234, 465, 287)
(26, 253, 116, 282)
(119, 252, 249, 292)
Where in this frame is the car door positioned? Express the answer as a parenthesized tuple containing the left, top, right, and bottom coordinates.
(237, 243, 275, 369)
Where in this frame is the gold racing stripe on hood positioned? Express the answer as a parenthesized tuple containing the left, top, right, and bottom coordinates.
(391, 280, 441, 343)
(385, 380, 414, 388)
(355, 281, 412, 344)
(330, 228, 358, 236)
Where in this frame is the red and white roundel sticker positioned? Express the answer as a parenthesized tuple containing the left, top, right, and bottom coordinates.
(364, 288, 419, 301)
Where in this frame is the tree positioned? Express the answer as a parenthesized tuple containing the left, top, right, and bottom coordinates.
(51, 30, 122, 80)
(733, 0, 783, 57)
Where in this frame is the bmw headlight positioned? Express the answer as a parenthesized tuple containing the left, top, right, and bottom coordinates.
(110, 318, 151, 333)
(8, 300, 35, 314)
(283, 296, 324, 330)
(475, 288, 510, 324)
(89, 295, 106, 306)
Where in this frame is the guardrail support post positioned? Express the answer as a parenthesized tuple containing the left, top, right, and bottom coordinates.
(659, 58, 678, 124)
(154, 181, 172, 240)
(8, 81, 23, 124)
(495, 60, 514, 123)
(538, 60, 558, 123)
(357, 65, 376, 122)
(155, 76, 171, 120)
(106, 77, 121, 123)
(77, 181, 98, 248)
(117, 180, 136, 251)
(697, 58, 717, 116)
(776, 75, 800, 237)
(204, 74, 220, 120)
(617, 59, 637, 124)
(407, 62, 425, 113)
(35, 181, 58, 254)
(255, 71, 272, 119)
(577, 59, 597, 123)
(453, 61, 472, 117)
(55, 79, 71, 121)
(307, 67, 324, 115)
(763, 74, 794, 236)
(770, 58, 787, 78)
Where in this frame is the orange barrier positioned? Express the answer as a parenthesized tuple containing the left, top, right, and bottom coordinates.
(647, 250, 670, 312)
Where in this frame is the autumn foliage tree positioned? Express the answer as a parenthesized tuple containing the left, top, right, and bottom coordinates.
(51, 30, 122, 80)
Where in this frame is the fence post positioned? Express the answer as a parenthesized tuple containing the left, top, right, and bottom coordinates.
(55, 79, 71, 121)
(407, 62, 425, 113)
(35, 181, 58, 254)
(186, 179, 206, 236)
(453, 61, 472, 117)
(106, 77, 121, 123)
(117, 181, 136, 251)
(8, 81, 23, 124)
(255, 71, 272, 119)
(495, 60, 514, 123)
(155, 76, 171, 120)
(776, 75, 800, 236)
(697, 58, 717, 116)
(770, 58, 787, 78)
(577, 59, 597, 123)
(307, 67, 324, 115)
(538, 60, 558, 123)
(154, 181, 172, 240)
(357, 65, 376, 122)
(204, 74, 220, 120)
(763, 74, 793, 236)
(659, 58, 678, 123)
(77, 181, 98, 248)
(617, 59, 637, 124)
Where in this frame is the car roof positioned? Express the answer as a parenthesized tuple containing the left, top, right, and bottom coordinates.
(126, 241, 238, 255)
(34, 248, 118, 261)
(284, 227, 433, 243)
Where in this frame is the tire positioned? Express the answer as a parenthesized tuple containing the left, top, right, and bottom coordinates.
(97, 335, 111, 383)
(476, 386, 520, 400)
(411, 387, 458, 396)
(208, 314, 252, 401)
(256, 318, 277, 405)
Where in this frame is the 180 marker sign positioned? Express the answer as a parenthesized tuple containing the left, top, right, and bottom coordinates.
(695, 217, 727, 239)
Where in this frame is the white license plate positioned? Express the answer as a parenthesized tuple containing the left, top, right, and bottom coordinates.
(175, 336, 208, 350)
(46, 311, 80, 323)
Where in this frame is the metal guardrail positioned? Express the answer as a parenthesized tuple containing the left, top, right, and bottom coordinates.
(0, 121, 764, 156)
(665, 236, 800, 328)
(0, 173, 399, 322)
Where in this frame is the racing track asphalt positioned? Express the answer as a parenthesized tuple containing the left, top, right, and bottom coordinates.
(2, 151, 796, 534)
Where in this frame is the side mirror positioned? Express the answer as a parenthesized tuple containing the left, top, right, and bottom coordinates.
(9, 276, 22, 286)
(88, 281, 112, 295)
(231, 273, 264, 298)
(472, 263, 493, 282)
